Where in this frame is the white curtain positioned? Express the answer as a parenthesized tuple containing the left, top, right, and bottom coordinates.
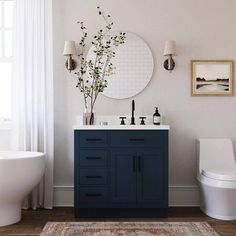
(12, 0, 54, 209)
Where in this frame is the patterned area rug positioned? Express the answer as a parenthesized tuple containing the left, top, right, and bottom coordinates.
(40, 222, 220, 236)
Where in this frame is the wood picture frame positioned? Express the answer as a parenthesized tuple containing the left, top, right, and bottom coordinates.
(191, 60, 234, 96)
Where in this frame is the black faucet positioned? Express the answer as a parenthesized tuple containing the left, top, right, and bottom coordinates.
(131, 100, 135, 125)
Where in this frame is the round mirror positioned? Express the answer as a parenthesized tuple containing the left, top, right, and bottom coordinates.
(87, 32, 154, 99)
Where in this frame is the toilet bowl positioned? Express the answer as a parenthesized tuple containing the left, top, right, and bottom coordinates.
(197, 138, 236, 220)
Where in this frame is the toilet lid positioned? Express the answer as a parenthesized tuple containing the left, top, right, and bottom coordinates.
(202, 169, 236, 181)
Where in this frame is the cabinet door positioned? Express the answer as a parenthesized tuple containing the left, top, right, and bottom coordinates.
(111, 149, 137, 203)
(137, 149, 168, 206)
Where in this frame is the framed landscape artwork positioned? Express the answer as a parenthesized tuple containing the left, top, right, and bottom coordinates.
(191, 60, 234, 96)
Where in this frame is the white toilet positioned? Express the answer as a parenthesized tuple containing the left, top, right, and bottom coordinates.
(197, 138, 236, 220)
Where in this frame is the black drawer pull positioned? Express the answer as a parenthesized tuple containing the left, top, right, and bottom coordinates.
(86, 193, 102, 197)
(86, 157, 102, 160)
(129, 138, 145, 141)
(86, 176, 102, 179)
(86, 138, 102, 141)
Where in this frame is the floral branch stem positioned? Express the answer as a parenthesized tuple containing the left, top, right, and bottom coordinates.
(74, 6, 125, 124)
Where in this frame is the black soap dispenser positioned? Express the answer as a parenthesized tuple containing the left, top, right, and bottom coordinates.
(153, 107, 161, 125)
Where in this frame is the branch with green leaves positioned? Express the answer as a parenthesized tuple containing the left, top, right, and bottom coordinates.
(75, 6, 125, 112)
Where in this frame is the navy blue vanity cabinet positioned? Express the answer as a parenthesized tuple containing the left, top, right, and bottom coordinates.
(110, 149, 166, 205)
(74, 129, 168, 218)
(110, 149, 137, 203)
(136, 149, 167, 205)
(74, 130, 110, 215)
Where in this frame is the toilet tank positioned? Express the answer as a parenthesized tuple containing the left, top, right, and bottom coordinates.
(197, 138, 236, 173)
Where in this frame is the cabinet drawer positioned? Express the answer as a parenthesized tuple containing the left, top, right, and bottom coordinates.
(110, 131, 164, 147)
(79, 187, 108, 203)
(79, 131, 108, 147)
(79, 150, 108, 167)
(79, 169, 108, 185)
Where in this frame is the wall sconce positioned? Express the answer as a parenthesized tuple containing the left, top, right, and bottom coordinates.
(163, 40, 177, 72)
(63, 40, 77, 72)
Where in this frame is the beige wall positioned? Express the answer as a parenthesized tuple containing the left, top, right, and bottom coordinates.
(55, 0, 236, 199)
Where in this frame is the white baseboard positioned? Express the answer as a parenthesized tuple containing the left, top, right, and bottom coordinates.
(53, 186, 74, 207)
(169, 186, 200, 207)
(53, 185, 200, 207)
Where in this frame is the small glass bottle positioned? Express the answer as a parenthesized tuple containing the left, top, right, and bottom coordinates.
(153, 107, 161, 125)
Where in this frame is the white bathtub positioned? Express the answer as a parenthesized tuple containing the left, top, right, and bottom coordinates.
(0, 151, 45, 226)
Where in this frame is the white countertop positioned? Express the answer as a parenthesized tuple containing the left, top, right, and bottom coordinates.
(74, 115, 169, 130)
(73, 125, 170, 130)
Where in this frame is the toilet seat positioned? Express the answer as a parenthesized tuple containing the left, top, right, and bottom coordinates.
(202, 169, 236, 181)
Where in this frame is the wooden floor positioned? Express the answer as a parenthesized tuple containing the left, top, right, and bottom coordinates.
(0, 207, 236, 236)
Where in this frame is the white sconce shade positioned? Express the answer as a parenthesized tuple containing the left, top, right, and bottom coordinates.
(63, 40, 77, 72)
(163, 40, 177, 56)
(63, 40, 76, 55)
(163, 40, 177, 72)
